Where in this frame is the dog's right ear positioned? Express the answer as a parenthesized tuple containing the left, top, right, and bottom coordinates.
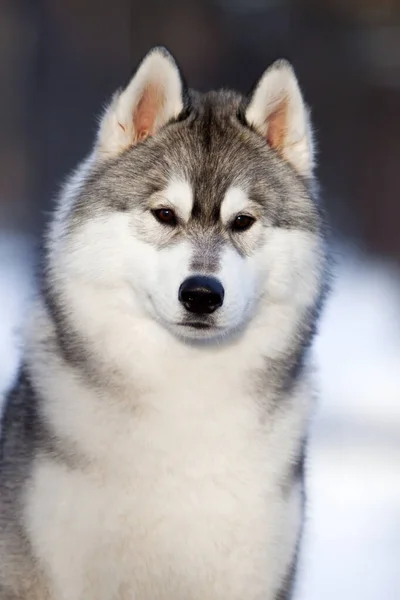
(96, 47, 187, 159)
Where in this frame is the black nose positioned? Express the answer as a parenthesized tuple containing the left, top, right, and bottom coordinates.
(179, 276, 224, 314)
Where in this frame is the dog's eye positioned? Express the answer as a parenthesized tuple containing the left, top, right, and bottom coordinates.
(231, 215, 255, 232)
(152, 208, 177, 226)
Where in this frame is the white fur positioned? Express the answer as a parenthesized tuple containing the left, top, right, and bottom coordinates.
(48, 192, 321, 347)
(97, 49, 184, 159)
(155, 179, 194, 222)
(220, 186, 251, 224)
(245, 60, 314, 177)
(18, 58, 324, 599)
(26, 300, 311, 600)
(23, 209, 322, 599)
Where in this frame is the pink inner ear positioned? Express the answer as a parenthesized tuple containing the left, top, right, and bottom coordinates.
(133, 84, 165, 144)
(265, 98, 288, 152)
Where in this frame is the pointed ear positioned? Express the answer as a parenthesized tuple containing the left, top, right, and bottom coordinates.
(244, 60, 314, 177)
(96, 47, 187, 159)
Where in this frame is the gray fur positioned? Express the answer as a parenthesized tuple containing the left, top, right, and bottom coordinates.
(0, 371, 51, 598)
(274, 552, 300, 600)
(70, 90, 319, 237)
(0, 47, 327, 599)
(42, 88, 323, 379)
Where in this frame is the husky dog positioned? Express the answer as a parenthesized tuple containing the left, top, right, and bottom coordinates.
(0, 47, 327, 599)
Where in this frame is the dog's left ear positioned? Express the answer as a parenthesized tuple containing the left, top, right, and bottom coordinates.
(244, 60, 314, 177)
(97, 47, 186, 159)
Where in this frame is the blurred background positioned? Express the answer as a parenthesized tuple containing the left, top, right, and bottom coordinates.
(1, 1, 400, 598)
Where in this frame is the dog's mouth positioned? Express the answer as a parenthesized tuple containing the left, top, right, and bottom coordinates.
(177, 321, 213, 330)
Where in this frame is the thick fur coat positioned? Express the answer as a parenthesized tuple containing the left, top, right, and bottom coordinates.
(0, 47, 327, 599)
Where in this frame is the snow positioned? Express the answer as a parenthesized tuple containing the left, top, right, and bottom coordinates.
(297, 249, 400, 600)
(1, 234, 399, 598)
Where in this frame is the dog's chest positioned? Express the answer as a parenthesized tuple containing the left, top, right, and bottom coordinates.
(28, 347, 302, 599)
(86, 367, 276, 526)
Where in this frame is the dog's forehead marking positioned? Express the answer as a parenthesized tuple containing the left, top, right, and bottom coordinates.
(220, 186, 250, 224)
(164, 179, 193, 221)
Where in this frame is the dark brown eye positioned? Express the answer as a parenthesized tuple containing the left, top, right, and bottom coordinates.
(152, 208, 177, 226)
(232, 214, 255, 232)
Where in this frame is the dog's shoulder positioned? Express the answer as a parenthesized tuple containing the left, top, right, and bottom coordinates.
(1, 369, 37, 462)
(0, 364, 66, 487)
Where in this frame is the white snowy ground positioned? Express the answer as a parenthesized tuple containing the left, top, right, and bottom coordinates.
(297, 249, 400, 600)
(0, 235, 399, 599)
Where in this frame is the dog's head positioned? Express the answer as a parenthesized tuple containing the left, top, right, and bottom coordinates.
(49, 47, 324, 344)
